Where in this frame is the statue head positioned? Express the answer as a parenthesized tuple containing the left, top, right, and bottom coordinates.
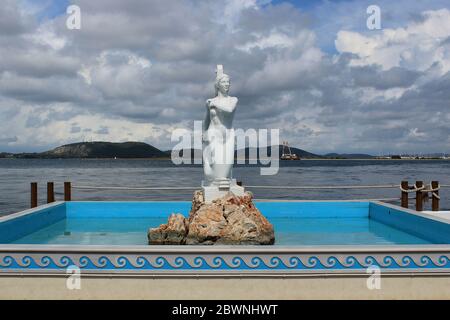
(214, 65, 230, 96)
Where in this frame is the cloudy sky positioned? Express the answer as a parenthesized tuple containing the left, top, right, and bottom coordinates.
(0, 0, 449, 154)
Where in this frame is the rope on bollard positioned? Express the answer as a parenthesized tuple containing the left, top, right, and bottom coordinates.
(400, 182, 441, 210)
(400, 182, 441, 199)
(432, 193, 441, 200)
(399, 183, 425, 193)
(425, 182, 440, 193)
(425, 182, 441, 200)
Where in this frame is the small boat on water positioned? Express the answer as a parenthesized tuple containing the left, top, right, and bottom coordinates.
(281, 141, 300, 160)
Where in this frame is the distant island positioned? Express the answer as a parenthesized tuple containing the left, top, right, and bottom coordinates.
(0, 141, 447, 160)
(1, 142, 168, 159)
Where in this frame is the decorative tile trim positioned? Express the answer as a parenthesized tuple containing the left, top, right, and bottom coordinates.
(1, 249, 449, 275)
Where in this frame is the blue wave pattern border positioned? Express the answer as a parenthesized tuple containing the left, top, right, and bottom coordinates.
(1, 253, 450, 272)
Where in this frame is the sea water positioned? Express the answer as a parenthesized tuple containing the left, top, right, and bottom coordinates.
(1, 158, 449, 216)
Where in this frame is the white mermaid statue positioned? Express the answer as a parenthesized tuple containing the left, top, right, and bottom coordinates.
(202, 65, 244, 202)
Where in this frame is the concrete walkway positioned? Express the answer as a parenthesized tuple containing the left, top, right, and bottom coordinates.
(1, 275, 450, 299)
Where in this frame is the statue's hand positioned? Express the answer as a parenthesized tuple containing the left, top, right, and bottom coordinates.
(206, 99, 213, 108)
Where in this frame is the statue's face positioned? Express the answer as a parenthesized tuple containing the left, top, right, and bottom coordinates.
(218, 76, 230, 94)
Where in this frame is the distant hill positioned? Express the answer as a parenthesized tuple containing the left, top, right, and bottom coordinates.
(168, 145, 323, 160)
(324, 153, 375, 159)
(3, 141, 376, 160)
(169, 148, 375, 160)
(14, 142, 168, 159)
(239, 145, 323, 159)
(0, 152, 13, 158)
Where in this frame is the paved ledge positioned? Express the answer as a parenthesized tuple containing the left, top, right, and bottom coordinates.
(1, 276, 450, 299)
(423, 211, 450, 221)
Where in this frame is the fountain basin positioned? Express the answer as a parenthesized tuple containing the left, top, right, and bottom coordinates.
(1, 200, 449, 275)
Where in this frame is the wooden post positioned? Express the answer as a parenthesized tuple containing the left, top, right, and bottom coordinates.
(31, 182, 37, 208)
(432, 181, 440, 212)
(47, 182, 55, 203)
(64, 182, 71, 201)
(415, 181, 423, 211)
(401, 181, 408, 208)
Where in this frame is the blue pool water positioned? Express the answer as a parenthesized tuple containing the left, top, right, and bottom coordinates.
(2, 201, 450, 246)
(11, 216, 431, 246)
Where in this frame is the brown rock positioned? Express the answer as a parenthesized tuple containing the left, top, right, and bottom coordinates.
(212, 192, 274, 245)
(190, 190, 204, 216)
(148, 213, 187, 244)
(185, 206, 228, 244)
(148, 190, 275, 245)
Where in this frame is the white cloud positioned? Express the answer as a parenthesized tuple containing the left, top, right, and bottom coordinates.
(237, 31, 295, 52)
(84, 50, 152, 98)
(0, 101, 179, 150)
(335, 9, 450, 73)
(221, 0, 265, 30)
(0, 1, 449, 154)
(28, 22, 66, 50)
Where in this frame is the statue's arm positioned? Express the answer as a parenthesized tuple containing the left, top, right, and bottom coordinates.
(211, 97, 238, 113)
(202, 100, 211, 141)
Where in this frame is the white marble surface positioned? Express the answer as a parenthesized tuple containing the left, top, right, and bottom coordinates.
(202, 65, 244, 202)
(202, 179, 245, 203)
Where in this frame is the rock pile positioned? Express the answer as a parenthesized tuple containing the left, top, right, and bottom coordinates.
(148, 191, 275, 245)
